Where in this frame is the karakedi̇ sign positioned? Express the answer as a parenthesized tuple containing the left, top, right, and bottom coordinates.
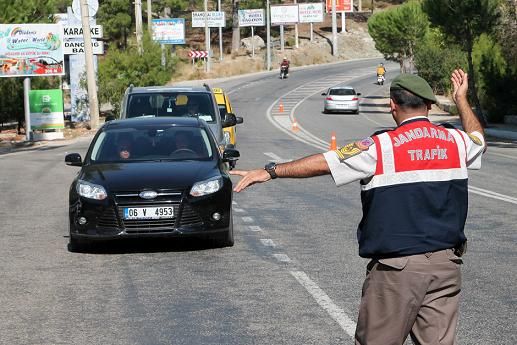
(29, 89, 65, 130)
(0, 24, 64, 78)
(238, 9, 265, 27)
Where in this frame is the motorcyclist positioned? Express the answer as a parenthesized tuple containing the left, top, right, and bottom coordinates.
(280, 56, 290, 77)
(376, 63, 386, 77)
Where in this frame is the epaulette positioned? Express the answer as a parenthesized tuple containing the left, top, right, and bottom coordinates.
(371, 128, 394, 136)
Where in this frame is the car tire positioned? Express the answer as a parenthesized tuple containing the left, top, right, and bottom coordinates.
(323, 109, 328, 114)
(213, 211, 234, 248)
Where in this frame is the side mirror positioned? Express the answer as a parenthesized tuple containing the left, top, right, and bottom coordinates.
(321, 92, 326, 96)
(356, 92, 362, 96)
(65, 153, 83, 167)
(222, 148, 240, 162)
(236, 116, 243, 124)
(222, 113, 237, 128)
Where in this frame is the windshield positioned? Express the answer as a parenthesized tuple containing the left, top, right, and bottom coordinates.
(89, 125, 214, 163)
(126, 92, 217, 123)
(329, 89, 356, 96)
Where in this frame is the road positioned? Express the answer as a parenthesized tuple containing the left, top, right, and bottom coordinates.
(0, 59, 515, 345)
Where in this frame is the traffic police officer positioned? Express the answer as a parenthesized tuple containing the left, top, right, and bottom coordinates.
(230, 69, 486, 345)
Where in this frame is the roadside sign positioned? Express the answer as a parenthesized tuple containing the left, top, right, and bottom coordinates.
(238, 9, 265, 27)
(192, 12, 226, 28)
(63, 25, 103, 39)
(29, 89, 65, 130)
(299, 3, 325, 23)
(63, 40, 104, 55)
(271, 5, 299, 25)
(0, 24, 65, 78)
(188, 50, 208, 58)
(152, 19, 185, 44)
(325, 0, 353, 13)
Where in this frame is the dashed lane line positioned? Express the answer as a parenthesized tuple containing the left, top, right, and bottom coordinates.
(290, 271, 357, 337)
(259, 239, 276, 247)
(248, 225, 262, 232)
(469, 186, 517, 204)
(273, 253, 292, 263)
(241, 216, 254, 223)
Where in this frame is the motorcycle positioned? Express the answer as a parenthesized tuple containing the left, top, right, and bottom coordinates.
(377, 74, 385, 85)
(280, 65, 289, 79)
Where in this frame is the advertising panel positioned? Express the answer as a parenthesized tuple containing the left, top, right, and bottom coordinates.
(325, 0, 353, 12)
(271, 5, 299, 25)
(299, 3, 325, 23)
(152, 19, 186, 44)
(0, 24, 65, 78)
(192, 12, 226, 28)
(238, 9, 266, 27)
(29, 89, 65, 130)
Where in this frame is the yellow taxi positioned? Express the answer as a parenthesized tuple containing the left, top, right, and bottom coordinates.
(212, 87, 238, 147)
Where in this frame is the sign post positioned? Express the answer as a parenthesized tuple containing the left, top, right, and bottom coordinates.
(299, 3, 324, 43)
(271, 4, 299, 54)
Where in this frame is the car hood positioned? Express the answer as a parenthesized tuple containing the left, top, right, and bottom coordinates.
(80, 160, 222, 192)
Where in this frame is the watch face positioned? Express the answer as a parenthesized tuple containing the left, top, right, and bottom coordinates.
(265, 162, 276, 170)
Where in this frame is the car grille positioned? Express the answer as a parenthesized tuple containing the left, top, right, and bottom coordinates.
(97, 207, 120, 228)
(109, 191, 204, 233)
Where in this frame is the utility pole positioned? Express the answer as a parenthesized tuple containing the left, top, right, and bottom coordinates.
(79, 0, 100, 129)
(218, 0, 223, 61)
(204, 0, 211, 71)
(266, 0, 271, 70)
(331, 0, 338, 56)
(147, 0, 152, 34)
(135, 0, 144, 55)
(294, 0, 299, 48)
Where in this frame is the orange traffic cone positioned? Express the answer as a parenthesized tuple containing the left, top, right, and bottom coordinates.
(291, 118, 300, 132)
(279, 101, 284, 113)
(329, 132, 337, 150)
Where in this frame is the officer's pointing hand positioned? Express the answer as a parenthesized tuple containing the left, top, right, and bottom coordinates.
(229, 169, 271, 192)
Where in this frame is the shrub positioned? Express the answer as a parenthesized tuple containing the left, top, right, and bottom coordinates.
(98, 35, 179, 115)
(414, 29, 466, 95)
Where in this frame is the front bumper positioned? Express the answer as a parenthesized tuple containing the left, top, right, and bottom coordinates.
(69, 187, 232, 241)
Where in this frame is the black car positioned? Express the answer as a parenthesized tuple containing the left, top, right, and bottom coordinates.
(65, 117, 240, 251)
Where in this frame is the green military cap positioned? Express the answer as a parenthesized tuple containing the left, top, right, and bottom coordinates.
(390, 74, 437, 103)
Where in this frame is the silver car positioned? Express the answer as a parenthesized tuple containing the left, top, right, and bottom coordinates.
(322, 86, 361, 114)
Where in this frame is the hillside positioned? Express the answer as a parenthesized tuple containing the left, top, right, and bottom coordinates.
(172, 12, 382, 81)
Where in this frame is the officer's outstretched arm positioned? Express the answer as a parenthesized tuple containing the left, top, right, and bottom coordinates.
(230, 154, 330, 192)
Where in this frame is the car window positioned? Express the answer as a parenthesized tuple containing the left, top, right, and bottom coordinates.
(218, 105, 227, 118)
(126, 92, 216, 123)
(89, 125, 214, 163)
(329, 89, 356, 96)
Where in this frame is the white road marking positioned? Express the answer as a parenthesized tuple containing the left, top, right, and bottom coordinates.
(290, 271, 356, 337)
(241, 216, 254, 223)
(264, 152, 292, 163)
(273, 253, 291, 262)
(260, 239, 276, 247)
(233, 207, 246, 213)
(488, 152, 517, 160)
(469, 186, 517, 204)
(232, 201, 237, 205)
(248, 225, 262, 232)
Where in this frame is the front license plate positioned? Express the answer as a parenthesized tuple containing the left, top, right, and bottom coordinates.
(123, 206, 174, 220)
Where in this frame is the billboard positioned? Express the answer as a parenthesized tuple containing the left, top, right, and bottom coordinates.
(238, 9, 266, 27)
(0, 24, 65, 78)
(192, 12, 226, 28)
(271, 5, 299, 25)
(325, 0, 353, 13)
(299, 3, 325, 23)
(29, 89, 65, 130)
(152, 19, 186, 44)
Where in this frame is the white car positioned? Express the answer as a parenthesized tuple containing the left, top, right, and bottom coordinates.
(322, 86, 361, 114)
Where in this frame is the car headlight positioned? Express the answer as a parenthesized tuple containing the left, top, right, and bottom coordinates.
(76, 180, 108, 200)
(190, 177, 223, 197)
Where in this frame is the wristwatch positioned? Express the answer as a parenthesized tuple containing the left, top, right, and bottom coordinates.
(264, 162, 278, 179)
